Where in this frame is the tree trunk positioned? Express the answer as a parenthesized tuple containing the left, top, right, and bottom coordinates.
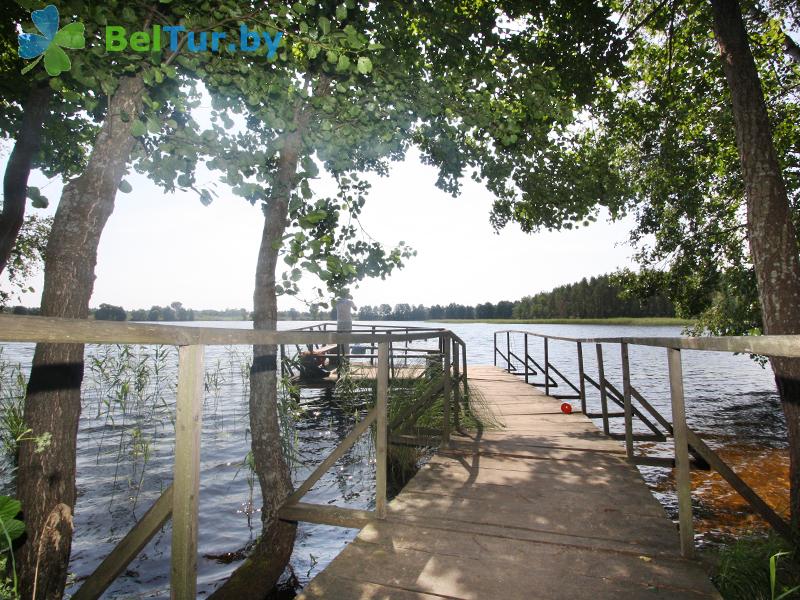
(209, 130, 306, 598)
(15, 74, 144, 600)
(0, 85, 50, 276)
(711, 0, 800, 533)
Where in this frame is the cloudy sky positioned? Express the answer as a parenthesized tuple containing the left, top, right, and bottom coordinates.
(3, 146, 637, 311)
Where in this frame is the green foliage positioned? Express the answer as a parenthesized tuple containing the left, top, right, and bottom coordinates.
(515, 273, 675, 319)
(486, 0, 800, 336)
(712, 534, 800, 600)
(0, 214, 50, 307)
(93, 303, 127, 321)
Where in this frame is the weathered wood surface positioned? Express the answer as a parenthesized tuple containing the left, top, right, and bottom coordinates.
(297, 365, 721, 600)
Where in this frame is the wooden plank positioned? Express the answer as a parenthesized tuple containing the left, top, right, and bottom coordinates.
(577, 342, 587, 413)
(285, 407, 378, 506)
(442, 335, 451, 447)
(596, 344, 610, 435)
(71, 486, 173, 600)
(0, 314, 443, 346)
(667, 348, 694, 559)
(544, 337, 550, 396)
(376, 343, 389, 519)
(621, 343, 634, 459)
(279, 503, 373, 529)
(171, 345, 204, 600)
(452, 338, 461, 430)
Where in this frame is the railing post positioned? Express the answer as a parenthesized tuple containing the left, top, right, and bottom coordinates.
(621, 342, 634, 459)
(461, 340, 468, 386)
(376, 342, 389, 519)
(493, 332, 497, 366)
(544, 337, 550, 396)
(452, 338, 461, 431)
(577, 342, 586, 414)
(370, 325, 376, 366)
(668, 347, 694, 558)
(524, 333, 530, 384)
(506, 331, 511, 372)
(171, 344, 204, 600)
(596, 344, 610, 435)
(442, 334, 452, 448)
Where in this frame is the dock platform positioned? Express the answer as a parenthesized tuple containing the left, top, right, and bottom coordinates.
(298, 365, 721, 599)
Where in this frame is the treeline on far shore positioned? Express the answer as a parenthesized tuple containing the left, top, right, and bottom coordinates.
(3, 302, 247, 322)
(4, 274, 675, 322)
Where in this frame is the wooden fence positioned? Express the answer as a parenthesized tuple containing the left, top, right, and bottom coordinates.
(494, 329, 800, 556)
(0, 315, 461, 599)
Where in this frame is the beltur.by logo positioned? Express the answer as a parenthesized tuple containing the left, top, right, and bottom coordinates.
(106, 25, 283, 59)
(16, 4, 285, 78)
(18, 4, 85, 76)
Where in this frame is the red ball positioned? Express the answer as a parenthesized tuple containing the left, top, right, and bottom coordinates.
(560, 403, 573, 414)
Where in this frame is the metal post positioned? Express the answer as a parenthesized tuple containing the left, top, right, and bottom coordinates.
(621, 343, 634, 460)
(171, 345, 204, 600)
(596, 344, 610, 435)
(577, 342, 586, 414)
(442, 334, 452, 448)
(493, 332, 497, 366)
(544, 337, 550, 396)
(668, 347, 694, 558)
(376, 342, 389, 519)
(524, 333, 529, 384)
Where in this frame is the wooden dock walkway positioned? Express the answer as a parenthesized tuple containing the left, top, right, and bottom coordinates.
(298, 365, 721, 600)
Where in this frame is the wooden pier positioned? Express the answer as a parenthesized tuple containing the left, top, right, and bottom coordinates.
(298, 365, 721, 600)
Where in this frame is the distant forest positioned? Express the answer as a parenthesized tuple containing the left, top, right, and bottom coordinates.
(5, 274, 675, 321)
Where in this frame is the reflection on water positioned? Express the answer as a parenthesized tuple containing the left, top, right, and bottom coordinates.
(0, 320, 791, 596)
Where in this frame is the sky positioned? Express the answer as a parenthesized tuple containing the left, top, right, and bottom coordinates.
(2, 147, 638, 312)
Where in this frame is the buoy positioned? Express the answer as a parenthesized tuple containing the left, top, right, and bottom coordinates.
(560, 403, 573, 414)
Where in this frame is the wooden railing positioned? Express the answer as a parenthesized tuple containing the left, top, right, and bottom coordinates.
(494, 329, 799, 556)
(0, 315, 463, 599)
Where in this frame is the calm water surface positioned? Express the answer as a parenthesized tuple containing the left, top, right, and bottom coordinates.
(0, 321, 787, 597)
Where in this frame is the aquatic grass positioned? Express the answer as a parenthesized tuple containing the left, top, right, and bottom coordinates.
(86, 344, 177, 508)
(712, 534, 800, 600)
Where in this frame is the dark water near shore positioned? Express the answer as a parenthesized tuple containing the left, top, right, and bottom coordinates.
(0, 321, 787, 597)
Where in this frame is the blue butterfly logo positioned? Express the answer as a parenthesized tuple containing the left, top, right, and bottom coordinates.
(18, 4, 85, 77)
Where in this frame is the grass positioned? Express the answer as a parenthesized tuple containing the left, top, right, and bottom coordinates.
(429, 317, 691, 326)
(710, 534, 800, 600)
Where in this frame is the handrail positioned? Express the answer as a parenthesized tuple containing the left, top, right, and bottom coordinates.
(493, 328, 800, 357)
(493, 328, 795, 554)
(0, 315, 462, 599)
(0, 314, 441, 346)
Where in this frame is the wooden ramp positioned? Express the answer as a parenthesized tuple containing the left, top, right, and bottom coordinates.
(298, 365, 721, 600)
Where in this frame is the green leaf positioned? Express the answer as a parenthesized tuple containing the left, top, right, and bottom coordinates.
(118, 180, 133, 194)
(43, 45, 71, 77)
(0, 519, 24, 549)
(54, 22, 85, 49)
(336, 54, 350, 71)
(336, 4, 347, 20)
(357, 56, 372, 74)
(131, 120, 147, 137)
(0, 497, 21, 523)
(26, 186, 49, 208)
(318, 16, 331, 35)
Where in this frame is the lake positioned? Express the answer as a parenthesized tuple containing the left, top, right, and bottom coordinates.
(0, 321, 788, 597)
